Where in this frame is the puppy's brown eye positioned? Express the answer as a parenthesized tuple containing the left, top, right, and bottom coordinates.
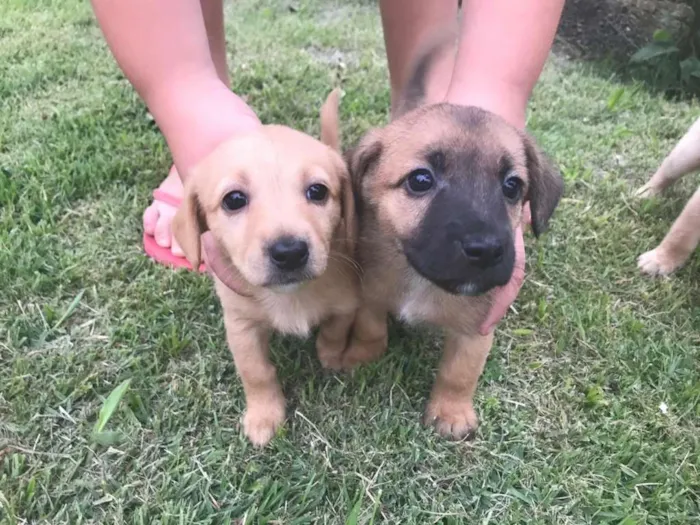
(306, 183, 329, 203)
(222, 190, 248, 211)
(406, 169, 434, 194)
(502, 175, 523, 201)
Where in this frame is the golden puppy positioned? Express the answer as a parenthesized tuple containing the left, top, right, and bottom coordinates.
(636, 116, 700, 276)
(341, 36, 564, 439)
(172, 90, 360, 447)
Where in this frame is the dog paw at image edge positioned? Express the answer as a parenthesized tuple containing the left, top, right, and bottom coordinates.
(635, 181, 664, 199)
(638, 247, 685, 276)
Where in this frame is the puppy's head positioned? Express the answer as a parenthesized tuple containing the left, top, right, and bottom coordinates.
(172, 89, 355, 290)
(349, 104, 563, 296)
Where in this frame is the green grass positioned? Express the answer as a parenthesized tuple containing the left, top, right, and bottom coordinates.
(1, 0, 699, 523)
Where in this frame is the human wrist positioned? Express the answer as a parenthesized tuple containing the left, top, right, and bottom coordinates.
(445, 78, 528, 130)
(146, 75, 261, 173)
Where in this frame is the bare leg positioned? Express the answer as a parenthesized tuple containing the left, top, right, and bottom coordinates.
(140, 0, 258, 256)
(223, 319, 286, 447)
(446, 0, 564, 129)
(638, 186, 700, 276)
(202, 0, 231, 88)
(379, 0, 459, 116)
(637, 117, 700, 197)
(425, 330, 494, 439)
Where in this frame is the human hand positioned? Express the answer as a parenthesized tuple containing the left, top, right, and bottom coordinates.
(479, 205, 530, 336)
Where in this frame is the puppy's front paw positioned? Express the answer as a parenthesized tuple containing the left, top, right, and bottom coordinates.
(316, 337, 345, 371)
(242, 399, 285, 447)
(635, 181, 664, 199)
(638, 247, 686, 276)
(424, 395, 478, 440)
(341, 337, 387, 370)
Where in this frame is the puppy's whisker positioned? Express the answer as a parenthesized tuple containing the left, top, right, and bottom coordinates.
(327, 255, 363, 281)
(330, 265, 354, 285)
(329, 252, 362, 275)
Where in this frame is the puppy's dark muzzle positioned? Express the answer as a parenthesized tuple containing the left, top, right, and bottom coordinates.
(403, 230, 514, 297)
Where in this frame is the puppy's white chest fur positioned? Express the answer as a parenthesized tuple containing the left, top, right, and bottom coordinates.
(261, 291, 325, 337)
(397, 276, 438, 324)
(216, 272, 357, 338)
(392, 272, 485, 334)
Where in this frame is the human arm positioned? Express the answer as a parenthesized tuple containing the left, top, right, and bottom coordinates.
(90, 0, 259, 174)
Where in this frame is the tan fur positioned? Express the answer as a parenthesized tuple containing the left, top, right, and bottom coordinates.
(172, 89, 360, 447)
(636, 116, 700, 276)
(342, 104, 561, 440)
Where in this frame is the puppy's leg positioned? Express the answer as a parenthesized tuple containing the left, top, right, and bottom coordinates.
(425, 330, 494, 440)
(637, 117, 700, 197)
(316, 312, 356, 370)
(639, 186, 700, 276)
(224, 318, 285, 447)
(341, 303, 389, 370)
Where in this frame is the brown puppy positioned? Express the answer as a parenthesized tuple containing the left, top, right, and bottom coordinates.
(636, 116, 700, 276)
(341, 36, 564, 439)
(172, 90, 360, 447)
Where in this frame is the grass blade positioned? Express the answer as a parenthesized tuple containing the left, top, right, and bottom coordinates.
(93, 379, 131, 434)
(53, 289, 85, 329)
(346, 493, 363, 525)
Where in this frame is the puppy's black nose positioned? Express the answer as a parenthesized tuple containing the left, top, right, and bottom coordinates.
(268, 237, 309, 271)
(461, 235, 505, 267)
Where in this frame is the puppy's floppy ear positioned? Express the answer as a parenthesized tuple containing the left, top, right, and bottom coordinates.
(334, 157, 358, 256)
(522, 133, 564, 237)
(172, 175, 208, 268)
(320, 88, 342, 152)
(320, 89, 357, 254)
(346, 129, 383, 196)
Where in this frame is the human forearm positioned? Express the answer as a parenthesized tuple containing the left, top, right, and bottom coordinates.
(90, 0, 258, 172)
(447, 0, 565, 128)
(379, 0, 459, 114)
(90, 0, 217, 107)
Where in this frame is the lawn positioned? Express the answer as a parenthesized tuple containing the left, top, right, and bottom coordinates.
(1, 0, 699, 523)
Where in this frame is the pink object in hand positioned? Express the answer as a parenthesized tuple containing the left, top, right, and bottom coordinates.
(142, 189, 206, 272)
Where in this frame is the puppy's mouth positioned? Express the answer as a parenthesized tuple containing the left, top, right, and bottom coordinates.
(263, 270, 317, 291)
